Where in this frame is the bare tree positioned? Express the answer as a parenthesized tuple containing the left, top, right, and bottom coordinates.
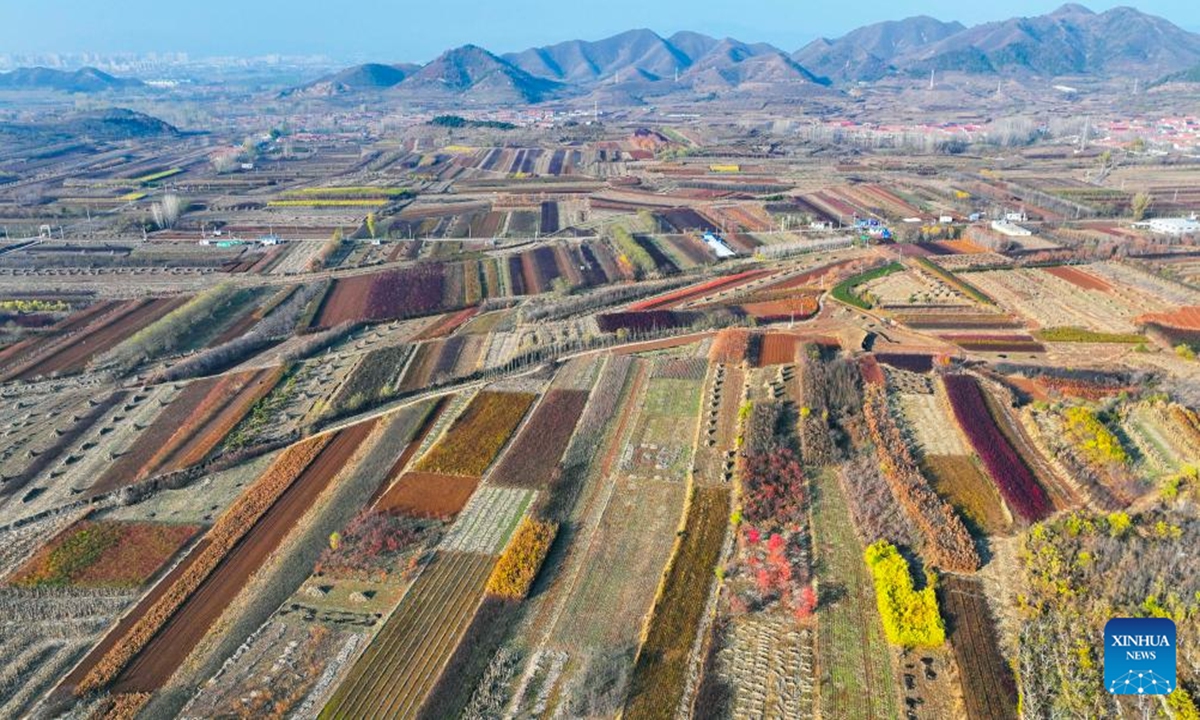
(210, 153, 238, 174)
(151, 193, 184, 229)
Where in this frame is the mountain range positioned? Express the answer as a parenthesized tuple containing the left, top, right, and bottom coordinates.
(7, 5, 1200, 104)
(289, 5, 1200, 104)
(0, 66, 144, 93)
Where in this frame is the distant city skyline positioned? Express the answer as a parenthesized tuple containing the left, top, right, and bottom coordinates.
(1, 1, 1197, 64)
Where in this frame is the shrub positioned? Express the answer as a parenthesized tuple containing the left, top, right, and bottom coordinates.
(485, 517, 557, 599)
(489, 390, 589, 489)
(316, 509, 426, 579)
(610, 226, 655, 277)
(864, 540, 945, 647)
(742, 447, 806, 526)
(99, 284, 252, 372)
(863, 384, 980, 571)
(942, 374, 1051, 522)
(1033, 327, 1147, 344)
(1063, 406, 1129, 465)
(416, 392, 536, 477)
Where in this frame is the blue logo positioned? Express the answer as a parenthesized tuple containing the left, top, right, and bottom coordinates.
(1104, 617, 1176, 695)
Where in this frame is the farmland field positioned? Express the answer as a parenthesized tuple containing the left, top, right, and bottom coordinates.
(619, 376, 702, 482)
(549, 477, 686, 649)
(7, 520, 198, 588)
(375, 471, 480, 518)
(415, 391, 536, 477)
(489, 389, 589, 489)
(923, 455, 1013, 536)
(318, 551, 495, 720)
(812, 470, 900, 720)
(940, 575, 1018, 720)
(969, 268, 1154, 334)
(942, 374, 1051, 523)
(625, 486, 729, 720)
(65, 420, 377, 695)
(4, 51, 1200, 720)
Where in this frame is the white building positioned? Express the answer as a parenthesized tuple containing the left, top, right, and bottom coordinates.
(991, 220, 1033, 237)
(1147, 216, 1200, 236)
(702, 232, 737, 258)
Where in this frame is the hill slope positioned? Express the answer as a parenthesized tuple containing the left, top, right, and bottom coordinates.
(394, 45, 563, 103)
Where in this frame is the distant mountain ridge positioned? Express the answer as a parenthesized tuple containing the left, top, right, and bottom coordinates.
(0, 67, 143, 93)
(0, 108, 178, 143)
(287, 4, 1200, 103)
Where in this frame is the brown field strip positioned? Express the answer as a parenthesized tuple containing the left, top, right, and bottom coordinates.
(57, 538, 212, 697)
(105, 420, 378, 693)
(155, 367, 283, 473)
(489, 389, 589, 489)
(940, 575, 1018, 720)
(89, 376, 223, 496)
(1042, 265, 1112, 292)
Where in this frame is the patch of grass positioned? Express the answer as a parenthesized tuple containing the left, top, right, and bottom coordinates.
(813, 470, 900, 719)
(1033, 327, 1147, 344)
(133, 167, 183, 184)
(830, 262, 904, 309)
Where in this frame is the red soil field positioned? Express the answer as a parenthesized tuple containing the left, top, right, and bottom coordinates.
(1043, 265, 1112, 292)
(759, 258, 860, 292)
(629, 269, 774, 311)
(2, 297, 187, 382)
(57, 538, 212, 697)
(709, 328, 752, 364)
(155, 367, 283, 473)
(939, 239, 990, 255)
(859, 355, 886, 385)
(0, 300, 122, 371)
(413, 306, 480, 341)
(376, 472, 479, 518)
(316, 274, 373, 327)
(740, 296, 820, 322)
(9, 520, 199, 588)
(757, 332, 802, 366)
(1137, 305, 1200, 330)
(489, 390, 589, 489)
(369, 398, 450, 505)
(110, 419, 379, 693)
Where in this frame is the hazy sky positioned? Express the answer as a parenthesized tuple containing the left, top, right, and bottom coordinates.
(2, 1, 1197, 61)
